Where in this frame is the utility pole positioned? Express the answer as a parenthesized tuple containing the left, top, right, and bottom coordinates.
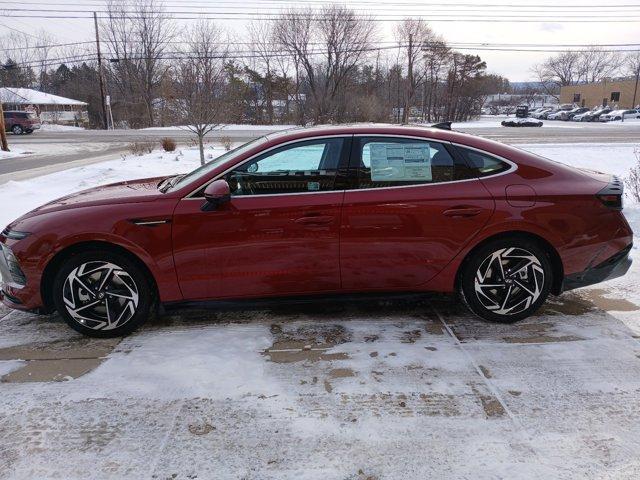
(94, 12, 108, 130)
(0, 99, 8, 152)
(0, 66, 8, 151)
(633, 66, 640, 109)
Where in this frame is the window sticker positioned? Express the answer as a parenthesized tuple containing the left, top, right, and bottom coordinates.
(369, 143, 432, 181)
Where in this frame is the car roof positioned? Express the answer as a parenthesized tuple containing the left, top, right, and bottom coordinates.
(264, 123, 478, 145)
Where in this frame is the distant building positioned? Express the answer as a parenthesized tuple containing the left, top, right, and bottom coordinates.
(0, 87, 89, 126)
(559, 78, 640, 109)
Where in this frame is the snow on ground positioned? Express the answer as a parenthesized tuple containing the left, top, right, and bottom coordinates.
(3, 300, 640, 478)
(39, 124, 85, 132)
(143, 123, 297, 132)
(451, 114, 640, 129)
(0, 141, 115, 160)
(0, 145, 223, 229)
(0, 147, 31, 159)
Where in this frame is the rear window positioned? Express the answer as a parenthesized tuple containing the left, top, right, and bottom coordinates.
(456, 147, 512, 177)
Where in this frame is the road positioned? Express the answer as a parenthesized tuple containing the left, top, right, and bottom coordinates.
(2, 122, 640, 180)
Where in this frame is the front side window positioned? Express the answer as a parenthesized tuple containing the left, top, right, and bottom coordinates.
(226, 138, 345, 196)
(456, 147, 511, 177)
(353, 137, 474, 189)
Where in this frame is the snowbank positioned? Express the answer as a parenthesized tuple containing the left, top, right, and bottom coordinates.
(0, 144, 228, 228)
(143, 124, 296, 132)
(39, 124, 85, 132)
(0, 147, 32, 159)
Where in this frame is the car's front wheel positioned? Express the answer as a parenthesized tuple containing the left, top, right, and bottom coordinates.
(52, 251, 153, 337)
(11, 125, 23, 135)
(459, 238, 553, 323)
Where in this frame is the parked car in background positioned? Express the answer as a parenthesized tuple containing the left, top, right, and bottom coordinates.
(574, 107, 612, 122)
(539, 108, 560, 120)
(557, 107, 590, 121)
(546, 109, 564, 120)
(531, 108, 552, 119)
(0, 125, 633, 337)
(600, 109, 640, 122)
(2, 111, 41, 135)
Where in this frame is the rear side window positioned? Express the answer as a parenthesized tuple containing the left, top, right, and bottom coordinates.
(456, 147, 512, 177)
(352, 137, 474, 189)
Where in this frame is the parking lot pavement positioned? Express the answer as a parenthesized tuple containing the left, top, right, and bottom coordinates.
(1, 292, 640, 479)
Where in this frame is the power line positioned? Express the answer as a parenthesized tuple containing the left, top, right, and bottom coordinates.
(6, 0, 640, 7)
(3, 13, 640, 22)
(5, 7, 640, 18)
(0, 40, 94, 53)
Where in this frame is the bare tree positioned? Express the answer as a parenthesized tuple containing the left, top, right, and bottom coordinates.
(394, 19, 434, 123)
(275, 6, 376, 123)
(247, 21, 276, 124)
(102, 0, 175, 127)
(422, 39, 450, 122)
(578, 48, 621, 84)
(534, 51, 581, 97)
(175, 20, 228, 165)
(535, 47, 622, 98)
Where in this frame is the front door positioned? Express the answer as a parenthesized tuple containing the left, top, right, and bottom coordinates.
(340, 136, 495, 291)
(172, 136, 350, 300)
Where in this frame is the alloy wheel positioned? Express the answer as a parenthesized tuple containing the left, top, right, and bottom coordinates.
(474, 247, 545, 316)
(62, 261, 139, 330)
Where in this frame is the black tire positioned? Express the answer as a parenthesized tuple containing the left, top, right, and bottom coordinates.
(11, 125, 23, 135)
(459, 238, 553, 323)
(52, 250, 153, 337)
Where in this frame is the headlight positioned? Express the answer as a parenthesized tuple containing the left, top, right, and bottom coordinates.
(1, 228, 30, 240)
(0, 243, 26, 286)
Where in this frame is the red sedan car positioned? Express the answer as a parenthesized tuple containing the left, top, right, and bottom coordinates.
(0, 125, 633, 337)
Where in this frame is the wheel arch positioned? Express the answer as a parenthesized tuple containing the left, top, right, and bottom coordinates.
(455, 230, 564, 295)
(40, 240, 160, 313)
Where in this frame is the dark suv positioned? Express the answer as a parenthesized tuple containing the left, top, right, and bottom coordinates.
(3, 110, 41, 135)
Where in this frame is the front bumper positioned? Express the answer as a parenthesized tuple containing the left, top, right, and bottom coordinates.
(0, 242, 28, 308)
(563, 244, 633, 291)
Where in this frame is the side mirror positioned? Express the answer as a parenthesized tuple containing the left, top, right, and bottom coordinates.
(201, 179, 231, 211)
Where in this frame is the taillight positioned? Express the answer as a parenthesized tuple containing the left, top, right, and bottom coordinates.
(597, 176, 623, 210)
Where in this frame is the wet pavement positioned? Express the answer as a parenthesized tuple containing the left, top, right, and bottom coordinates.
(1, 291, 640, 479)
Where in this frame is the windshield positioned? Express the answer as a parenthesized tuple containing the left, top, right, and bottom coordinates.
(168, 136, 268, 191)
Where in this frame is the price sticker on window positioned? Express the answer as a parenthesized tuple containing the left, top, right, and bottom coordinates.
(369, 143, 432, 181)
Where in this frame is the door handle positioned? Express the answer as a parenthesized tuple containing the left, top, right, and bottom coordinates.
(442, 207, 482, 218)
(294, 215, 334, 226)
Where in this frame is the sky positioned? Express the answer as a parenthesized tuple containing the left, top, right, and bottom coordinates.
(0, 0, 639, 82)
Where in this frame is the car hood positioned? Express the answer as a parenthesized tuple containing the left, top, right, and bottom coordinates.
(23, 177, 168, 218)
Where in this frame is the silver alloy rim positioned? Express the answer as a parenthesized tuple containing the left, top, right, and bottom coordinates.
(62, 261, 139, 330)
(474, 247, 545, 316)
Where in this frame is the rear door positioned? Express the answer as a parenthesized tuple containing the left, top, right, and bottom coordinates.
(339, 136, 495, 291)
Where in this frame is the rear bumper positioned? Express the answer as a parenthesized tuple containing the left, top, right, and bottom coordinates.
(562, 244, 633, 291)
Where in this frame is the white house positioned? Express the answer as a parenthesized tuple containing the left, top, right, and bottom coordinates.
(0, 87, 89, 125)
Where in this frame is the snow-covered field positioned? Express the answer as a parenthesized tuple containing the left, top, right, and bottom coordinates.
(1, 139, 640, 479)
(451, 114, 640, 129)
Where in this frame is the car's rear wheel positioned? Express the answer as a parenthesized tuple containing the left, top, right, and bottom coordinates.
(11, 125, 23, 135)
(52, 251, 152, 337)
(459, 238, 553, 323)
